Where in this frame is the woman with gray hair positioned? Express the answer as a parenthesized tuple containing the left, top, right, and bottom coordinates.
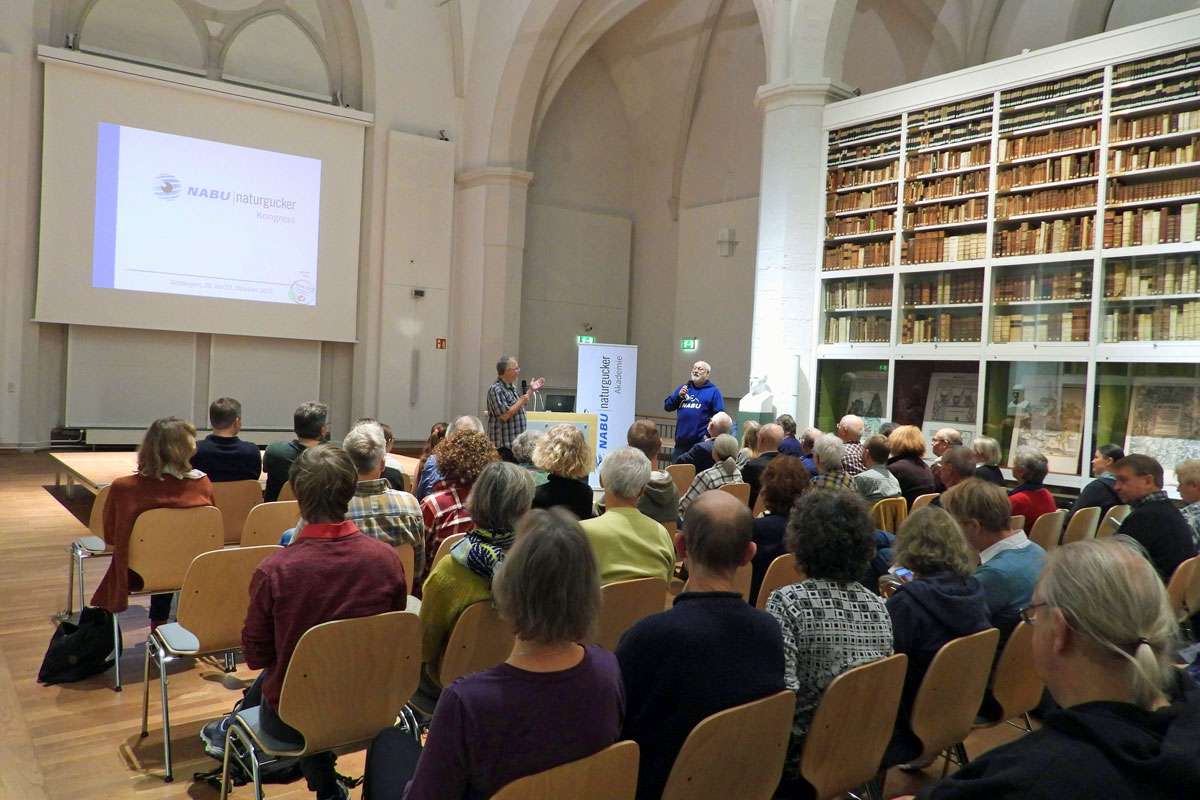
(971, 436, 1004, 485)
(906, 539, 1200, 799)
(807, 432, 855, 493)
(510, 429, 548, 486)
(680, 433, 743, 515)
(1009, 445, 1057, 531)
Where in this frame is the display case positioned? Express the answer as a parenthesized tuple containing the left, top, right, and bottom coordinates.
(813, 359, 889, 433)
(982, 361, 1088, 475)
(890, 361, 980, 441)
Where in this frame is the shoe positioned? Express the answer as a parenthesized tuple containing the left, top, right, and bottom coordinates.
(317, 783, 350, 800)
(200, 716, 232, 760)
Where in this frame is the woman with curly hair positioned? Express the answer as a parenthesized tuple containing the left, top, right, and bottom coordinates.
(767, 490, 894, 799)
(531, 424, 595, 520)
(420, 430, 498, 575)
(749, 456, 810, 602)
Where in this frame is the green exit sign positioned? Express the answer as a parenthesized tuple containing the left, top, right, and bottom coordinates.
(680, 338, 699, 352)
(577, 335, 595, 344)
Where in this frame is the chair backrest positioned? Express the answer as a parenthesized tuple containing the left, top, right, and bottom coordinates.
(666, 464, 695, 498)
(127, 506, 224, 593)
(210, 480, 264, 545)
(870, 497, 907, 534)
(718, 482, 751, 505)
(277, 611, 421, 754)
(754, 554, 803, 609)
(1062, 505, 1102, 545)
(432, 531, 468, 568)
(988, 621, 1043, 723)
(239, 501, 301, 547)
(1028, 509, 1067, 552)
(1097, 504, 1131, 539)
(911, 492, 939, 511)
(88, 485, 111, 537)
(277, 481, 296, 502)
(491, 740, 639, 800)
(438, 601, 515, 686)
(1167, 555, 1200, 623)
(799, 654, 908, 800)
(908, 628, 1001, 763)
(394, 542, 415, 587)
(176, 546, 282, 651)
(751, 492, 766, 518)
(1008, 515, 1025, 532)
(595, 578, 669, 651)
(732, 561, 752, 602)
(661, 690, 795, 800)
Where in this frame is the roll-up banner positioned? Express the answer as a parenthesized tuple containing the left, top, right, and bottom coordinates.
(576, 343, 639, 488)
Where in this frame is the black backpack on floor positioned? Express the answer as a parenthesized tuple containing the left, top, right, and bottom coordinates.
(38, 607, 121, 685)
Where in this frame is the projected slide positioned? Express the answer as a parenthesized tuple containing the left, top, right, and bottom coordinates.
(92, 123, 322, 305)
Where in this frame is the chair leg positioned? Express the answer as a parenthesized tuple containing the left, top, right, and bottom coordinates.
(76, 547, 86, 614)
(218, 723, 235, 800)
(159, 645, 173, 782)
(955, 742, 969, 766)
(65, 545, 77, 616)
(223, 650, 236, 673)
(940, 748, 952, 778)
(1023, 711, 1033, 732)
(140, 639, 152, 737)
(111, 611, 122, 691)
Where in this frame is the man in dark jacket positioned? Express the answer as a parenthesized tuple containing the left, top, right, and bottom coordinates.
(191, 397, 262, 483)
(742, 423, 784, 509)
(1112, 454, 1196, 581)
(673, 411, 733, 473)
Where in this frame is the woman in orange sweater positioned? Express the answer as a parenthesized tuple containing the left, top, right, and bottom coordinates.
(92, 417, 214, 628)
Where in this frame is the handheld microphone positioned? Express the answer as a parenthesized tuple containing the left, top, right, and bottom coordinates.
(521, 379, 528, 394)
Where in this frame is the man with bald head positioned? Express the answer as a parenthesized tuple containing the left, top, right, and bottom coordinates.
(836, 414, 867, 475)
(742, 423, 783, 509)
(673, 411, 734, 473)
(616, 491, 785, 800)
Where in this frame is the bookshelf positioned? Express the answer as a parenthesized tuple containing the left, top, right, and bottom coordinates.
(814, 19, 1200, 489)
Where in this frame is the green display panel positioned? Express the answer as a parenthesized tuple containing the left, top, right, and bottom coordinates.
(815, 359, 889, 433)
(982, 361, 1088, 475)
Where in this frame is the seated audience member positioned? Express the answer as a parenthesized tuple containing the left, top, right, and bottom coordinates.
(627, 419, 680, 524)
(777, 415, 803, 457)
(190, 397, 262, 483)
(942, 479, 1045, 647)
(750, 457, 811, 602)
(743, 423, 784, 510)
(510, 429, 548, 486)
(884, 507, 990, 767)
(342, 422, 424, 575)
(263, 401, 328, 501)
(737, 420, 761, 468)
(1008, 447, 1057, 531)
(617, 492, 785, 800)
(419, 462, 533, 686)
(931, 446, 976, 504)
(930, 427, 963, 490)
(93, 417, 214, 630)
(352, 417, 408, 492)
(1178, 459, 1200, 550)
(673, 411, 734, 472)
(836, 414, 867, 475)
(907, 540, 1200, 800)
(390, 508, 623, 800)
(808, 433, 855, 492)
(206, 444, 406, 800)
(887, 425, 937, 508)
(414, 421, 450, 500)
(971, 436, 1004, 485)
(1069, 444, 1124, 521)
(420, 430, 498, 573)
(767, 490, 894, 799)
(531, 423, 595, 520)
(854, 434, 903, 505)
(1112, 454, 1197, 581)
(879, 421, 899, 439)
(417, 417, 483, 500)
(580, 447, 675, 584)
(798, 428, 821, 476)
(679, 434, 742, 516)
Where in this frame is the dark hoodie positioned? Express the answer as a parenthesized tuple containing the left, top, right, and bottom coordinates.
(920, 676, 1200, 799)
(884, 571, 991, 765)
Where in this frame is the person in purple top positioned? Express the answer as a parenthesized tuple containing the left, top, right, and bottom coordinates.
(664, 361, 725, 461)
(364, 507, 624, 800)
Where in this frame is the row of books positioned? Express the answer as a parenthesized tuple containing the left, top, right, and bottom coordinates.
(991, 309, 1091, 343)
(1000, 97, 1101, 133)
(826, 164, 898, 191)
(829, 142, 900, 167)
(901, 231, 987, 264)
(824, 315, 890, 344)
(1102, 205, 1200, 248)
(1114, 47, 1200, 84)
(909, 96, 992, 128)
(1104, 256, 1200, 297)
(1107, 175, 1200, 205)
(904, 171, 989, 202)
(996, 153, 1097, 191)
(905, 144, 991, 178)
(826, 211, 896, 239)
(824, 242, 892, 270)
(826, 184, 898, 214)
(1102, 303, 1200, 342)
(1112, 75, 1200, 113)
(904, 198, 989, 228)
(1000, 71, 1103, 109)
(902, 271, 984, 305)
(1108, 137, 1200, 173)
(1111, 109, 1200, 143)
(994, 216, 1095, 256)
(994, 266, 1092, 302)
(829, 117, 901, 148)
(901, 313, 983, 344)
(998, 124, 1098, 162)
(825, 279, 893, 309)
(907, 119, 991, 150)
(995, 184, 1098, 219)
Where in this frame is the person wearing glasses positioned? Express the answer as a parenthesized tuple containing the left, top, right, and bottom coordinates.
(664, 361, 724, 461)
(899, 539, 1200, 799)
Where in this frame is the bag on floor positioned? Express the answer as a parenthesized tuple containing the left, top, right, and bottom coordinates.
(38, 606, 121, 685)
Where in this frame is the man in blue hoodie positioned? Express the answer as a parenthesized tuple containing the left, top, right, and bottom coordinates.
(664, 361, 725, 461)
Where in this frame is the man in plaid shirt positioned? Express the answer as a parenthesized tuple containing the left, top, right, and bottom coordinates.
(836, 414, 867, 475)
(679, 434, 743, 516)
(487, 355, 544, 461)
(343, 423, 425, 577)
(808, 433, 857, 493)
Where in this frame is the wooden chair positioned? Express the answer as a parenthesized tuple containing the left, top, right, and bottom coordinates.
(798, 654, 908, 800)
(140, 545, 281, 781)
(238, 501, 300, 547)
(973, 621, 1042, 734)
(438, 601, 515, 687)
(666, 464, 696, 499)
(492, 740, 639, 800)
(754, 554, 804, 609)
(906, 628, 1001, 775)
(595, 578, 669, 651)
(1008, 515, 1025, 532)
(718, 482, 751, 505)
(1167, 555, 1200, 624)
(660, 690, 794, 800)
(1097, 504, 1131, 539)
(219, 611, 421, 800)
(431, 531, 468, 568)
(751, 493, 766, 518)
(1028, 509, 1067, 552)
(911, 492, 940, 511)
(1061, 506, 1101, 544)
(210, 480, 264, 545)
(277, 481, 296, 502)
(66, 485, 112, 615)
(870, 497, 907, 534)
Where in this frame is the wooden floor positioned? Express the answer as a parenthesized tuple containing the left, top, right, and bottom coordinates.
(0, 452, 1026, 799)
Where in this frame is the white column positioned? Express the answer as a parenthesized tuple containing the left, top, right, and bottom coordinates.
(750, 79, 852, 423)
